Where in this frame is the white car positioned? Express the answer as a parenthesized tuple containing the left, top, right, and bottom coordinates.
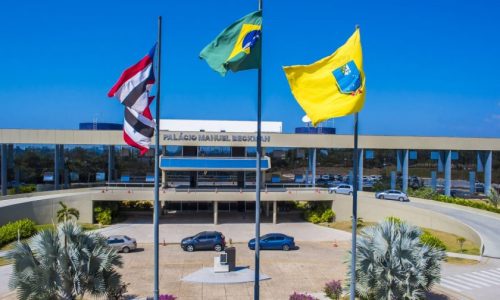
(375, 190, 409, 202)
(329, 184, 353, 195)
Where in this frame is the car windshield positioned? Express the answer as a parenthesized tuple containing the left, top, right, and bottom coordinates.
(124, 236, 131, 240)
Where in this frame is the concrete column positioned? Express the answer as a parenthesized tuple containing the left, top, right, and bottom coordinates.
(485, 150, 492, 196)
(213, 201, 218, 225)
(161, 170, 166, 188)
(444, 150, 452, 196)
(477, 151, 484, 173)
(273, 201, 277, 224)
(438, 152, 444, 173)
(348, 170, 353, 186)
(306, 149, 312, 185)
(469, 171, 476, 193)
(396, 150, 402, 172)
(265, 201, 270, 217)
(54, 145, 60, 190)
(358, 149, 364, 191)
(402, 149, 409, 193)
(390, 171, 396, 190)
(108, 145, 115, 183)
(431, 171, 437, 191)
(1, 144, 7, 196)
(312, 148, 317, 188)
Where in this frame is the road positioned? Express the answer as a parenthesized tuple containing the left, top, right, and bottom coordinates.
(407, 201, 500, 258)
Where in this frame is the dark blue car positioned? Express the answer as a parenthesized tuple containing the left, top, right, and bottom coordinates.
(248, 233, 295, 251)
(181, 231, 226, 252)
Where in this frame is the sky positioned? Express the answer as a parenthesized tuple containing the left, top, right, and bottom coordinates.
(0, 0, 499, 137)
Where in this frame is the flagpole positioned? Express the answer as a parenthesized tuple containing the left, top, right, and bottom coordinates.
(254, 0, 263, 299)
(153, 16, 162, 300)
(350, 112, 359, 300)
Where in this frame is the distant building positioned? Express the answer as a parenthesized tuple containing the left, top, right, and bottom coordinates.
(79, 122, 122, 130)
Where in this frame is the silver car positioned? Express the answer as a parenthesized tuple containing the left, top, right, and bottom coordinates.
(107, 235, 137, 253)
(375, 190, 409, 202)
(329, 184, 353, 195)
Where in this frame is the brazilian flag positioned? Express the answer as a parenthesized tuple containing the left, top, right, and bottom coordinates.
(200, 10, 262, 76)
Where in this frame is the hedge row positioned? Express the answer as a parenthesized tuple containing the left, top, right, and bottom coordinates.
(408, 188, 500, 214)
(0, 218, 37, 247)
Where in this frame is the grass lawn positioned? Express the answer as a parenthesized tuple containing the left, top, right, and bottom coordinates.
(0, 256, 11, 266)
(325, 221, 480, 255)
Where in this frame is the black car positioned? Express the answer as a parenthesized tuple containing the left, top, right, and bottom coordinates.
(181, 231, 226, 252)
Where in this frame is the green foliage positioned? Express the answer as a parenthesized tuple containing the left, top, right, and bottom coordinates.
(487, 188, 500, 208)
(120, 200, 153, 210)
(385, 216, 403, 225)
(7, 221, 123, 299)
(457, 237, 466, 252)
(7, 184, 36, 195)
(95, 206, 113, 225)
(347, 220, 445, 299)
(350, 216, 365, 229)
(324, 279, 342, 300)
(301, 202, 335, 224)
(409, 188, 500, 214)
(56, 201, 80, 222)
(420, 231, 447, 251)
(0, 219, 37, 247)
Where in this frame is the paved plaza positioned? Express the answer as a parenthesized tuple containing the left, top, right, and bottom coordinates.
(95, 212, 352, 244)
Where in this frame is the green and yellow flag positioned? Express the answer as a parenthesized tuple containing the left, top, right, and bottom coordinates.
(200, 11, 262, 76)
(283, 28, 365, 126)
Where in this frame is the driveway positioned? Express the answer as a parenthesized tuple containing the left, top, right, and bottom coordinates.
(0, 265, 13, 296)
(95, 212, 351, 244)
(407, 201, 500, 258)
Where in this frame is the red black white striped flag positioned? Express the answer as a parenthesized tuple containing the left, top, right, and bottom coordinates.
(108, 45, 157, 155)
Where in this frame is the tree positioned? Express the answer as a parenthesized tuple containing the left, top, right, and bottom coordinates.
(56, 201, 80, 222)
(457, 237, 466, 253)
(487, 188, 500, 208)
(347, 219, 445, 300)
(8, 221, 123, 300)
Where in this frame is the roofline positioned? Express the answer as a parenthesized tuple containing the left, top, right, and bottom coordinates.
(0, 129, 499, 150)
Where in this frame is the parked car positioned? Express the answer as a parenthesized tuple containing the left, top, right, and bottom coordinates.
(450, 189, 474, 199)
(375, 190, 409, 202)
(181, 231, 226, 252)
(248, 233, 295, 251)
(107, 235, 137, 253)
(321, 174, 330, 180)
(329, 184, 353, 195)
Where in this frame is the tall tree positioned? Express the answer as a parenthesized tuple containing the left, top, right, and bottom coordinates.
(347, 219, 445, 299)
(56, 201, 80, 222)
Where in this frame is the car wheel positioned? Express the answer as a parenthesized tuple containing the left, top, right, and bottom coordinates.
(214, 244, 223, 252)
(122, 246, 130, 253)
(380, 195, 384, 199)
(334, 190, 338, 194)
(399, 197, 404, 202)
(186, 245, 194, 252)
(348, 191, 352, 195)
(282, 244, 290, 251)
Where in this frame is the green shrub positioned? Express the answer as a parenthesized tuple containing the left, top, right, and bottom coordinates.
(94, 207, 112, 225)
(0, 218, 37, 247)
(321, 209, 335, 223)
(309, 215, 321, 224)
(420, 230, 446, 251)
(385, 216, 403, 225)
(301, 202, 335, 224)
(408, 188, 500, 214)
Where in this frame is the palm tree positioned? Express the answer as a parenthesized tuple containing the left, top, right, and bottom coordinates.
(56, 201, 80, 222)
(487, 188, 499, 208)
(347, 219, 445, 300)
(8, 221, 123, 300)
